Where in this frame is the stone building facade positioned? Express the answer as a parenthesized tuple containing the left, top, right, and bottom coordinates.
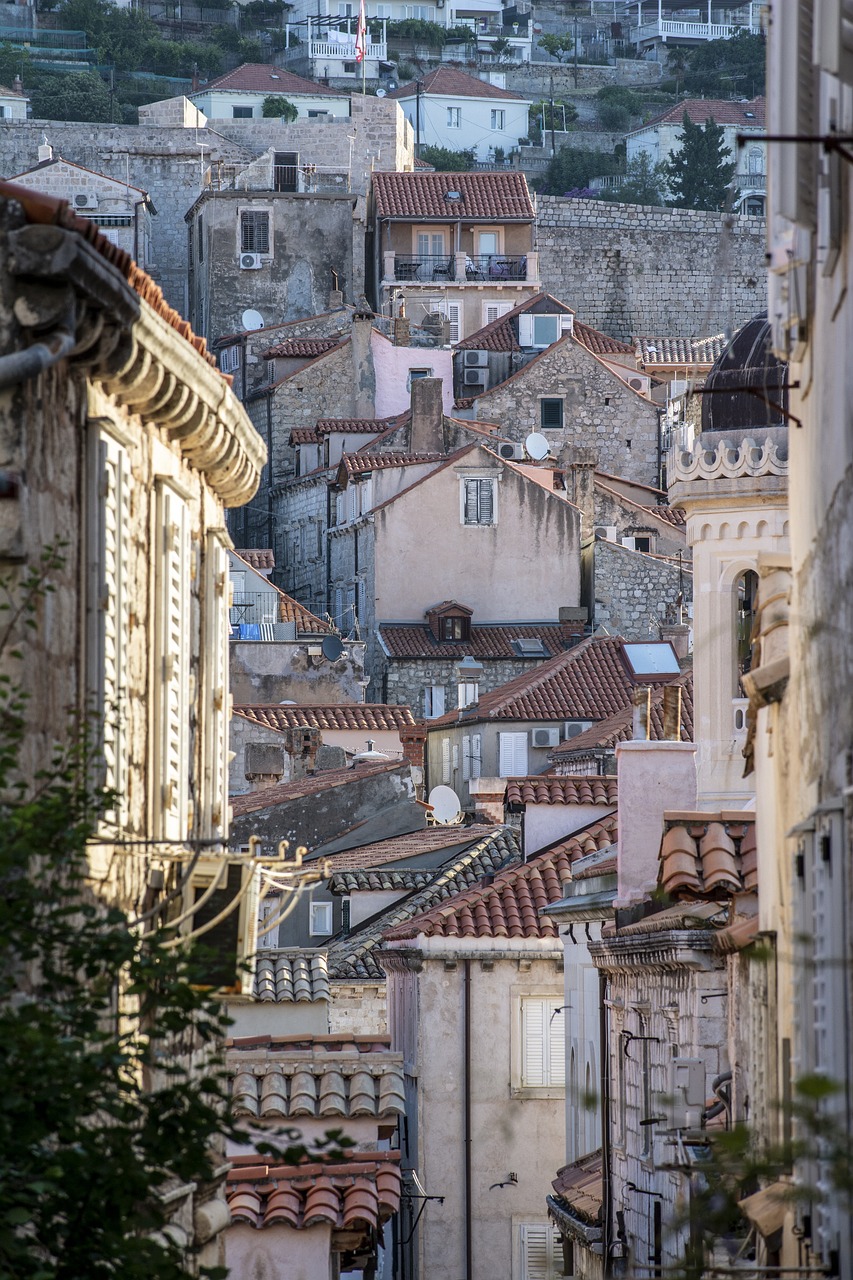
(536, 198, 767, 342)
(592, 539, 693, 640)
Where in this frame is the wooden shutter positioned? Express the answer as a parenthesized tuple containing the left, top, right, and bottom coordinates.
(446, 302, 461, 343)
(471, 733, 482, 778)
(203, 533, 229, 839)
(499, 731, 528, 778)
(157, 484, 191, 841)
(462, 735, 470, 782)
(520, 1224, 555, 1280)
(522, 997, 547, 1086)
(518, 313, 534, 346)
(442, 737, 451, 783)
(89, 427, 129, 820)
(464, 478, 480, 524)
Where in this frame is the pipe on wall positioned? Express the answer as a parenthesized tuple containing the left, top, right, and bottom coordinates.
(463, 956, 473, 1280)
(600, 970, 614, 1277)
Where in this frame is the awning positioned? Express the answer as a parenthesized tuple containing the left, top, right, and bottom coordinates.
(739, 1181, 789, 1239)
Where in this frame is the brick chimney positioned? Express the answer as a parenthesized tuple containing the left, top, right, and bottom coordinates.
(614, 706, 697, 908)
(399, 723, 427, 770)
(558, 606, 587, 645)
(244, 743, 286, 792)
(410, 377, 444, 454)
(660, 621, 690, 659)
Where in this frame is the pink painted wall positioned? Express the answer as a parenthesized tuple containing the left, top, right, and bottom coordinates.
(371, 330, 454, 418)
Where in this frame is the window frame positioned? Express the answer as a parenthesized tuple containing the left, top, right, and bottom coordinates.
(309, 899, 334, 936)
(239, 207, 272, 257)
(460, 475, 497, 527)
(447, 106, 461, 128)
(232, 105, 254, 119)
(539, 398, 564, 430)
(512, 991, 566, 1099)
(490, 108, 505, 131)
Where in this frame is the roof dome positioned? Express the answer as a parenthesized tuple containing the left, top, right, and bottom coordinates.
(700, 314, 788, 434)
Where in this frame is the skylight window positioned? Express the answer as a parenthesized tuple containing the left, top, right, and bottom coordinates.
(512, 637, 548, 658)
(621, 641, 680, 679)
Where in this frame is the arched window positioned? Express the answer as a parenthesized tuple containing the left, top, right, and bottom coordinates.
(735, 570, 759, 694)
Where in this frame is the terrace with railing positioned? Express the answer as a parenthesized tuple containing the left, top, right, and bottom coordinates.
(386, 251, 535, 285)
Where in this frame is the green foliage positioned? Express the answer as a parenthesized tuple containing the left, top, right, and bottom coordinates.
(262, 93, 297, 120)
(444, 23, 474, 41)
(419, 144, 475, 171)
(385, 17, 446, 47)
(665, 111, 736, 210)
(489, 36, 512, 63)
(537, 32, 574, 63)
(683, 29, 766, 98)
(30, 71, 116, 122)
(596, 84, 642, 132)
(536, 145, 622, 196)
(600, 151, 666, 206)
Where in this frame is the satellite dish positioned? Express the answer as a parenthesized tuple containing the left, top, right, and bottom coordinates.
(321, 633, 344, 661)
(427, 785, 463, 825)
(375, 87, 387, 97)
(525, 432, 550, 461)
(241, 308, 265, 331)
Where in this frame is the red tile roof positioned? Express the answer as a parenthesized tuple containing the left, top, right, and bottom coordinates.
(323, 826, 499, 871)
(574, 320, 634, 357)
(387, 65, 527, 102)
(378, 623, 571, 661)
(0, 181, 219, 372)
(382, 815, 617, 941)
(634, 334, 727, 368)
(635, 96, 765, 131)
(659, 813, 757, 900)
(428, 635, 678, 727)
(550, 671, 694, 756)
(504, 776, 618, 807)
(234, 704, 416, 733)
(372, 171, 534, 220)
(199, 63, 347, 95)
(264, 338, 343, 359)
(551, 1149, 603, 1224)
(234, 547, 275, 571)
(227, 1152, 401, 1232)
(318, 417, 398, 434)
(341, 451, 446, 476)
(454, 291, 569, 352)
(229, 762, 402, 817)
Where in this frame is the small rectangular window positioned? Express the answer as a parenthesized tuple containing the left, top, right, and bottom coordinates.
(424, 685, 446, 718)
(463, 478, 495, 526)
(232, 105, 254, 119)
(240, 210, 270, 255)
(533, 314, 560, 345)
(540, 399, 563, 430)
(447, 107, 461, 128)
(309, 900, 333, 935)
(490, 109, 505, 130)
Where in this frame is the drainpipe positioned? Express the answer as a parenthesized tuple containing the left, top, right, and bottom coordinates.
(463, 957, 473, 1280)
(600, 971, 614, 1277)
(0, 330, 75, 391)
(325, 482, 333, 619)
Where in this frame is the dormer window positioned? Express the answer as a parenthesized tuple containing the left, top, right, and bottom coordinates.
(426, 601, 474, 642)
(442, 615, 469, 641)
(518, 314, 564, 348)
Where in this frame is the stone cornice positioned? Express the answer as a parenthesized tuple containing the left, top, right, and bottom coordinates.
(8, 223, 265, 507)
(668, 434, 788, 486)
(589, 929, 720, 974)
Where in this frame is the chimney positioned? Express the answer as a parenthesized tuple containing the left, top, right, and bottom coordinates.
(329, 288, 344, 310)
(614, 735, 697, 908)
(660, 621, 690, 659)
(410, 377, 444, 454)
(37, 139, 53, 164)
(349, 314, 376, 419)
(244, 743, 286, 792)
(13, 73, 23, 95)
(558, 605, 586, 645)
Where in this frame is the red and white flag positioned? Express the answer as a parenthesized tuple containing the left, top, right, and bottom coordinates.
(355, 0, 367, 62)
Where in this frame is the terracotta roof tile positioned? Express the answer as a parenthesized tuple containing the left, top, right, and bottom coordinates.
(330, 827, 520, 978)
(550, 1149, 603, 1224)
(573, 320, 634, 357)
(504, 775, 618, 807)
(635, 334, 727, 368)
(383, 815, 617, 941)
(229, 762, 403, 817)
(659, 813, 757, 900)
(226, 1152, 401, 1233)
(632, 96, 765, 131)
(454, 291, 570, 352)
(378, 622, 570, 661)
(318, 416, 398, 434)
(323, 826, 492, 871)
(199, 63, 347, 95)
(253, 950, 330, 1002)
(372, 170, 534, 220)
(234, 704, 416, 734)
(341, 450, 445, 475)
(715, 910, 760, 953)
(387, 65, 527, 102)
(230, 558, 331, 632)
(429, 635, 677, 728)
(234, 547, 275, 571)
(550, 672, 694, 756)
(227, 1040, 405, 1120)
(264, 338, 343, 359)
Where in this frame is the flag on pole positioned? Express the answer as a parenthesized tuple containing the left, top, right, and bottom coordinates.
(355, 0, 367, 62)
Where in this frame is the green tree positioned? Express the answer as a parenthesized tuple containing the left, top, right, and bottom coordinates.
(419, 144, 475, 171)
(683, 29, 766, 98)
(30, 71, 116, 122)
(263, 94, 298, 120)
(601, 151, 666, 205)
(536, 144, 623, 196)
(595, 84, 642, 132)
(528, 97, 578, 142)
(665, 112, 736, 210)
(537, 32, 574, 63)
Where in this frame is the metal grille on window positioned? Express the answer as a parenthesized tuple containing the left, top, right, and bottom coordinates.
(241, 210, 270, 255)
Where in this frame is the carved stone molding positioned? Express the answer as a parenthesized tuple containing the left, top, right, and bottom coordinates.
(669, 434, 788, 484)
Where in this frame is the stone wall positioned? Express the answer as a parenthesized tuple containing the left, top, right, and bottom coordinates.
(229, 638, 366, 710)
(509, 58, 663, 95)
(329, 982, 387, 1036)
(270, 471, 330, 610)
(592, 538, 693, 638)
(593, 483, 687, 559)
(380, 654, 550, 716)
(535, 198, 767, 341)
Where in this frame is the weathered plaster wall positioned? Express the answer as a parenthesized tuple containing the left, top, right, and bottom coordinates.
(592, 540, 693, 639)
(535, 198, 767, 341)
(224, 1220, 333, 1280)
(229, 714, 406, 795)
(371, 330, 455, 417)
(229, 640, 366, 706)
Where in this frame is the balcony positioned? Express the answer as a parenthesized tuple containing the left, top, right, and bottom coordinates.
(384, 250, 538, 286)
(230, 591, 297, 641)
(306, 36, 386, 60)
(633, 17, 760, 46)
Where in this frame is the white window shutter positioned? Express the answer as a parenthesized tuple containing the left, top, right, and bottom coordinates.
(817, 0, 853, 84)
(204, 533, 230, 839)
(89, 428, 129, 821)
(472, 734, 482, 778)
(499, 731, 528, 778)
(157, 485, 191, 841)
(462, 735, 470, 782)
(433, 685, 445, 717)
(771, 0, 817, 227)
(442, 737, 451, 783)
(518, 313, 534, 346)
(521, 998, 547, 1086)
(520, 1223, 559, 1280)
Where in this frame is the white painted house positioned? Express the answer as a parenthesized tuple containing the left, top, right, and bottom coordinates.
(627, 96, 766, 213)
(388, 66, 530, 161)
(189, 63, 350, 121)
(0, 78, 28, 120)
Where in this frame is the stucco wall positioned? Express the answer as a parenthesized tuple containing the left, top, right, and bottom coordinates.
(229, 640, 367, 707)
(371, 330, 455, 417)
(522, 800, 610, 858)
(225, 1220, 333, 1280)
(471, 336, 661, 489)
(535, 198, 767, 342)
(592, 539, 693, 640)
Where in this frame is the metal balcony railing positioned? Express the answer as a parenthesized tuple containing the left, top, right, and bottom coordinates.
(393, 254, 456, 283)
(466, 254, 527, 281)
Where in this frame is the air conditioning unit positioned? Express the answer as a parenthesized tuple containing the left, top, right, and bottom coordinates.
(666, 1057, 706, 1130)
(531, 727, 560, 749)
(627, 375, 648, 393)
(463, 350, 489, 367)
(498, 442, 524, 460)
(73, 192, 98, 209)
(563, 721, 585, 739)
(463, 368, 489, 388)
(594, 525, 618, 542)
(240, 252, 263, 270)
